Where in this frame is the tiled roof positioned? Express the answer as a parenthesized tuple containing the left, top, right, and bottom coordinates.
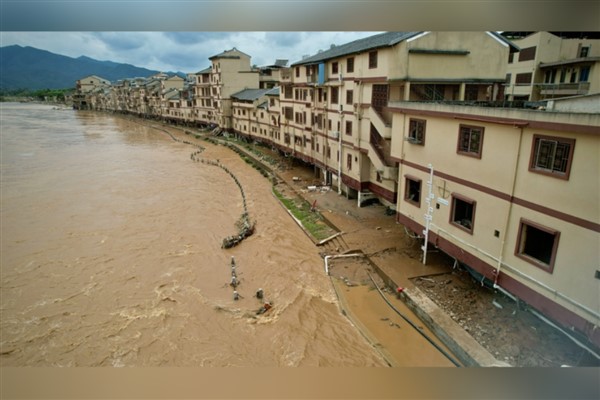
(291, 32, 420, 66)
(265, 86, 280, 96)
(231, 88, 272, 101)
(196, 67, 212, 74)
(292, 31, 520, 66)
(209, 47, 251, 60)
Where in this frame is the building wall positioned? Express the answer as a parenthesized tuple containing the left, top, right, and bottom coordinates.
(404, 32, 510, 81)
(390, 101, 600, 344)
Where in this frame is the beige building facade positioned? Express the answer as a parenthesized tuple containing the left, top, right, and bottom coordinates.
(503, 32, 600, 101)
(389, 101, 600, 346)
(73, 32, 599, 347)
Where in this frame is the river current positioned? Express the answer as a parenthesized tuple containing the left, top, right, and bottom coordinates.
(0, 103, 386, 367)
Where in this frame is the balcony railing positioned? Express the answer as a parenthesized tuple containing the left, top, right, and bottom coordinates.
(537, 82, 590, 96)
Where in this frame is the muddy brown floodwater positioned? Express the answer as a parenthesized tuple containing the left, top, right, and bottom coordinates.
(1, 103, 389, 367)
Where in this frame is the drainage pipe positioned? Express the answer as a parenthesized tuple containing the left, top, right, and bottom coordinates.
(366, 272, 462, 367)
(431, 223, 600, 321)
(528, 308, 600, 361)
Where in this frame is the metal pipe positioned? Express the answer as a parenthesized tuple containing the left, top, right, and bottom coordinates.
(324, 253, 363, 275)
(366, 272, 462, 367)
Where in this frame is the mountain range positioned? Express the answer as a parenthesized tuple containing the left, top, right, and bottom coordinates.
(1, 45, 180, 91)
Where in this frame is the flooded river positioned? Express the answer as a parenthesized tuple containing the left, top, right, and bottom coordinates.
(0, 103, 387, 367)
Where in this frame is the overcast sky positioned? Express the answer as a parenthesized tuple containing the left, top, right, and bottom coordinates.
(1, 32, 383, 73)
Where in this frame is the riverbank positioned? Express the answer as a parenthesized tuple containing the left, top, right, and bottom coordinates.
(193, 127, 599, 367)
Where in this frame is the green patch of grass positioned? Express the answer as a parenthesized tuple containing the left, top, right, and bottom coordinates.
(273, 187, 334, 241)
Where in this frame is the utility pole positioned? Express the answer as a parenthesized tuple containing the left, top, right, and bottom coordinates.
(422, 163, 434, 265)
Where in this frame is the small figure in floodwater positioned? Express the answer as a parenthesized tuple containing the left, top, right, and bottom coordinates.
(256, 301, 272, 315)
(231, 256, 236, 268)
(233, 291, 239, 301)
(230, 276, 238, 288)
(256, 288, 264, 300)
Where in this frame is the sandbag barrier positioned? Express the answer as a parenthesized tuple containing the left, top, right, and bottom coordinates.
(129, 119, 256, 249)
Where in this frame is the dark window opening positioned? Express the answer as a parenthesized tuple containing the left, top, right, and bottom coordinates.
(332, 62, 339, 74)
(408, 119, 426, 144)
(369, 51, 378, 69)
(451, 196, 475, 233)
(518, 46, 536, 62)
(346, 89, 353, 105)
(580, 66, 590, 82)
(331, 87, 339, 104)
(347, 57, 354, 73)
(515, 72, 533, 86)
(516, 219, 560, 272)
(404, 176, 421, 206)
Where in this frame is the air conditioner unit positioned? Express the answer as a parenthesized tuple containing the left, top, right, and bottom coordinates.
(332, 131, 340, 139)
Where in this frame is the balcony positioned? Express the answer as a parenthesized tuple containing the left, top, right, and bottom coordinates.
(537, 82, 590, 98)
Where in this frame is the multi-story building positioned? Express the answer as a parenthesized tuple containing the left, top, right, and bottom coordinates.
(278, 31, 517, 206)
(503, 32, 600, 101)
(208, 48, 259, 130)
(73, 75, 111, 109)
(73, 32, 599, 347)
(258, 59, 288, 89)
(389, 101, 600, 347)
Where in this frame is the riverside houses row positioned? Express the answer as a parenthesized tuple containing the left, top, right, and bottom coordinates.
(73, 32, 600, 349)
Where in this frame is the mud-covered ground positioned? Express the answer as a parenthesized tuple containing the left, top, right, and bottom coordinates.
(216, 135, 600, 368)
(410, 256, 600, 367)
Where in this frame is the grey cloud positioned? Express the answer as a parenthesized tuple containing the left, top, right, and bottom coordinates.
(163, 32, 231, 45)
(92, 32, 146, 51)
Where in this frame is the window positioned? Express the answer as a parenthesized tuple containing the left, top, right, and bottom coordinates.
(347, 57, 354, 73)
(515, 72, 532, 86)
(295, 67, 300, 78)
(404, 176, 421, 207)
(284, 86, 293, 99)
(283, 106, 293, 120)
(345, 120, 352, 136)
(570, 71, 578, 83)
(518, 46, 536, 62)
(369, 51, 378, 69)
(408, 119, 426, 145)
(579, 46, 589, 58)
(505, 73, 511, 84)
(346, 90, 353, 105)
(559, 68, 566, 83)
(529, 134, 575, 180)
(508, 52, 514, 64)
(457, 125, 484, 158)
(332, 62, 339, 74)
(515, 219, 560, 272)
(580, 66, 590, 82)
(450, 194, 476, 234)
(331, 87, 339, 104)
(347, 154, 352, 170)
(544, 69, 556, 84)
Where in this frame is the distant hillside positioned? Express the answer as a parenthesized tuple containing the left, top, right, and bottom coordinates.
(0, 45, 172, 90)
